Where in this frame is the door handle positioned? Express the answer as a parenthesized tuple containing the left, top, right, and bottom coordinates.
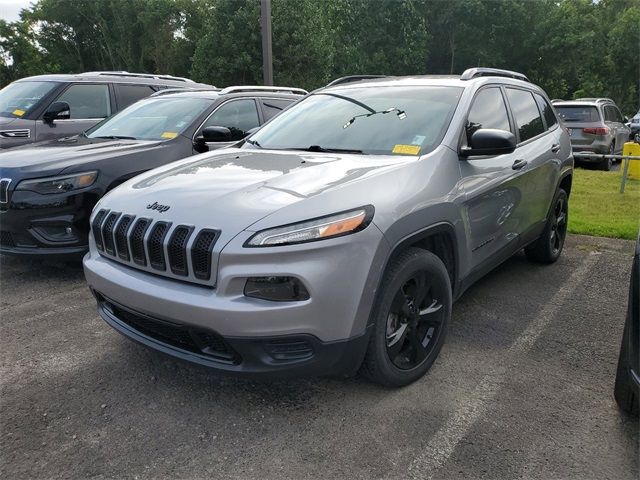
(512, 159, 528, 170)
(551, 143, 561, 153)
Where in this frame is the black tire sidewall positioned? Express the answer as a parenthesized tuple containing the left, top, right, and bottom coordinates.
(366, 248, 452, 387)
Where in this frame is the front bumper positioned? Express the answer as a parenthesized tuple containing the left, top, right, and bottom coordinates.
(0, 188, 99, 257)
(83, 223, 389, 376)
(95, 291, 370, 377)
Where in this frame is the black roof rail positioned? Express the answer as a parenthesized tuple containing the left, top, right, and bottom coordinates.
(460, 67, 529, 82)
(326, 75, 387, 87)
(219, 86, 307, 95)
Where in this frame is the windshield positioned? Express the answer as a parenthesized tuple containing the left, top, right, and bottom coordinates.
(555, 105, 600, 123)
(0, 81, 59, 118)
(86, 97, 213, 140)
(245, 86, 463, 156)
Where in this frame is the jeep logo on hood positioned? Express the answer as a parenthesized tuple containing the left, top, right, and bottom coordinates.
(146, 201, 170, 213)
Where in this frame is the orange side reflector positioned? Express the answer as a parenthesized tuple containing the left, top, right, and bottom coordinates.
(319, 212, 366, 238)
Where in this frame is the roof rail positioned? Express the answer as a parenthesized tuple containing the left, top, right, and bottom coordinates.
(81, 71, 196, 83)
(326, 75, 387, 87)
(150, 88, 220, 97)
(460, 67, 529, 82)
(219, 86, 307, 95)
(574, 97, 615, 103)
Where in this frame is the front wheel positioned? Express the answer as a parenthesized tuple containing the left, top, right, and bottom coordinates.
(525, 188, 568, 264)
(361, 248, 452, 387)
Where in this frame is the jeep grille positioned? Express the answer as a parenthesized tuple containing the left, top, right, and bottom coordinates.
(93, 209, 220, 286)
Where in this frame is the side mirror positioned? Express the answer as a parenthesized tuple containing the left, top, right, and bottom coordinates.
(43, 101, 70, 123)
(461, 129, 516, 157)
(200, 126, 232, 143)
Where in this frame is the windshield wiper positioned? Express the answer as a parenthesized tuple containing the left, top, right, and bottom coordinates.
(288, 145, 363, 154)
(245, 138, 262, 148)
(92, 135, 138, 140)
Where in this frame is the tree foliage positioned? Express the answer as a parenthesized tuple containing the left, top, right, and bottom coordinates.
(0, 0, 638, 113)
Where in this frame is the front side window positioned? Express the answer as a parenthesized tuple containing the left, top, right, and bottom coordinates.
(0, 81, 59, 118)
(54, 84, 111, 119)
(466, 87, 511, 143)
(86, 97, 212, 141)
(534, 94, 557, 130)
(246, 86, 463, 156)
(505, 88, 544, 142)
(201, 99, 260, 141)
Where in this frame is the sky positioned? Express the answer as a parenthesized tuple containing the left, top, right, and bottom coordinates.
(0, 0, 34, 23)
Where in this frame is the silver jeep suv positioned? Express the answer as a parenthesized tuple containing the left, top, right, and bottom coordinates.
(552, 97, 630, 171)
(84, 68, 573, 386)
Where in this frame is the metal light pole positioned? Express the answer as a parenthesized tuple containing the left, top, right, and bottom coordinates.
(260, 0, 273, 86)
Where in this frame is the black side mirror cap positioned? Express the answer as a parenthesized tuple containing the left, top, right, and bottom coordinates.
(461, 129, 517, 157)
(198, 126, 232, 143)
(43, 101, 71, 123)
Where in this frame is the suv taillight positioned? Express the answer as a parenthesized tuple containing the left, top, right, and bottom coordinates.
(583, 127, 609, 135)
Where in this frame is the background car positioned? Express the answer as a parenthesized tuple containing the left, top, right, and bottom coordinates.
(552, 97, 630, 170)
(0, 86, 305, 257)
(614, 233, 639, 416)
(0, 71, 214, 149)
(627, 110, 640, 139)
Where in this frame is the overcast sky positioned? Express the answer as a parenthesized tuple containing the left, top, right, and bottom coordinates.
(0, 0, 34, 23)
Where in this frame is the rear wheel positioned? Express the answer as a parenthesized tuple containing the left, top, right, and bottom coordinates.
(525, 188, 568, 264)
(599, 143, 614, 170)
(361, 248, 452, 387)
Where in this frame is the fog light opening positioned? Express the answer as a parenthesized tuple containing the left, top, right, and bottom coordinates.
(244, 276, 310, 302)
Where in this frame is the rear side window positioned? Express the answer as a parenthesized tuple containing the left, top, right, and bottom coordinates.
(555, 105, 600, 123)
(201, 99, 260, 141)
(605, 105, 624, 123)
(505, 88, 544, 142)
(261, 98, 293, 121)
(466, 87, 511, 143)
(534, 94, 557, 130)
(115, 84, 155, 110)
(54, 84, 111, 119)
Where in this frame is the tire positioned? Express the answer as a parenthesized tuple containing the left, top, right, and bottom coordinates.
(614, 319, 639, 416)
(525, 188, 568, 264)
(361, 248, 452, 387)
(599, 144, 614, 170)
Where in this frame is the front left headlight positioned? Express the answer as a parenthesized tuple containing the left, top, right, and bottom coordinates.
(245, 206, 374, 247)
(15, 171, 98, 195)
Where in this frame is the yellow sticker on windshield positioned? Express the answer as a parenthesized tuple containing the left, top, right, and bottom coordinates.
(392, 144, 421, 155)
(12, 109, 25, 117)
(161, 131, 178, 139)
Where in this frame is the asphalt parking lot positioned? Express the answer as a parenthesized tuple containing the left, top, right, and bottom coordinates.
(1, 234, 638, 479)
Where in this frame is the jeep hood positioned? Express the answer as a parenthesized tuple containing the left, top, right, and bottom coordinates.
(96, 148, 411, 237)
(0, 135, 163, 175)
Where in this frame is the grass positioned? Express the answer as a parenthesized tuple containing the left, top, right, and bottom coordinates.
(568, 166, 640, 240)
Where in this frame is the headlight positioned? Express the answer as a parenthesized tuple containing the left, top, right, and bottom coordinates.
(15, 171, 98, 194)
(245, 206, 374, 247)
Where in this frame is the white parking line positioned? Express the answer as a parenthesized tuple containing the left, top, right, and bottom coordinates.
(407, 252, 600, 479)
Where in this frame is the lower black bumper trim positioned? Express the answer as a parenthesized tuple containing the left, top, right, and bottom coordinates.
(94, 292, 370, 378)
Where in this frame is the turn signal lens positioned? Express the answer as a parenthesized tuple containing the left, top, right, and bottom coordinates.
(245, 206, 374, 247)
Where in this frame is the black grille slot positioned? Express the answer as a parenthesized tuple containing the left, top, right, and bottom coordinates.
(265, 339, 314, 361)
(114, 215, 134, 261)
(0, 179, 10, 204)
(0, 231, 15, 247)
(130, 218, 151, 266)
(91, 209, 108, 251)
(191, 229, 220, 280)
(103, 299, 239, 364)
(147, 222, 170, 270)
(101, 212, 120, 256)
(168, 226, 193, 276)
